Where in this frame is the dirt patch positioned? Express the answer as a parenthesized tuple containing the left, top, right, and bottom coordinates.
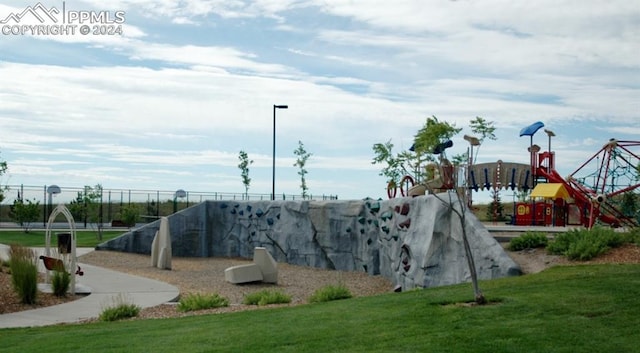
(0, 266, 84, 315)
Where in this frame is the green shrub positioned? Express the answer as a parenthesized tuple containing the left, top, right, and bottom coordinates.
(548, 227, 625, 261)
(547, 229, 581, 255)
(508, 231, 549, 251)
(178, 293, 229, 312)
(623, 228, 640, 245)
(9, 244, 38, 304)
(308, 284, 353, 303)
(100, 294, 140, 321)
(118, 204, 140, 227)
(51, 270, 71, 297)
(243, 289, 291, 306)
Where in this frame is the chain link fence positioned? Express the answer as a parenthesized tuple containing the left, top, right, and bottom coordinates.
(0, 184, 338, 228)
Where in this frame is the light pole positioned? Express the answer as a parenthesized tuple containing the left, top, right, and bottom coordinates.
(463, 135, 480, 207)
(544, 128, 555, 174)
(272, 104, 288, 200)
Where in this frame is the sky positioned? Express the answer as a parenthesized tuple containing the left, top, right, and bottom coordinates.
(0, 0, 638, 203)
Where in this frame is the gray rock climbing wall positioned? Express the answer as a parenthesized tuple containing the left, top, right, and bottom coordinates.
(97, 194, 521, 290)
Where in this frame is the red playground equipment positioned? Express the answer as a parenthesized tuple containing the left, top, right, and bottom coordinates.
(388, 121, 640, 229)
(515, 122, 639, 228)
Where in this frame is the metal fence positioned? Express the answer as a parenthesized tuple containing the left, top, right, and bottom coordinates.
(0, 184, 338, 228)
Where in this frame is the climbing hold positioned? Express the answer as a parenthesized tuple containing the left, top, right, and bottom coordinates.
(400, 203, 410, 216)
(398, 218, 411, 229)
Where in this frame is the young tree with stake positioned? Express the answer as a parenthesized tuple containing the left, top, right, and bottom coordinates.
(293, 141, 312, 199)
(238, 150, 253, 198)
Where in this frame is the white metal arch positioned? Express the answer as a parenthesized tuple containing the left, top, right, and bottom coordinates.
(44, 204, 78, 295)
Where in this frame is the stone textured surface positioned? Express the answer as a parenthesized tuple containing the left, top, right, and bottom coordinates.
(98, 194, 521, 290)
(150, 217, 172, 270)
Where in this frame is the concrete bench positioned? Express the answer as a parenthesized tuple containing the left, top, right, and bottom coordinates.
(224, 247, 278, 284)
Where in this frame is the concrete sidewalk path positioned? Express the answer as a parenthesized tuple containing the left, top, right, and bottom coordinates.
(0, 246, 179, 329)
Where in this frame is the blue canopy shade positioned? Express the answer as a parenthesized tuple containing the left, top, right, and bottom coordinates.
(519, 121, 545, 137)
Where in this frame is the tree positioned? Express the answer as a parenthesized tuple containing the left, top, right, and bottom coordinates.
(0, 151, 7, 203)
(373, 116, 465, 189)
(10, 198, 40, 233)
(376, 115, 485, 304)
(444, 190, 486, 304)
(372, 140, 405, 186)
(68, 184, 104, 239)
(293, 141, 312, 198)
(238, 150, 253, 198)
(118, 204, 140, 228)
(469, 116, 497, 163)
(413, 116, 462, 156)
(486, 189, 505, 222)
(372, 141, 428, 188)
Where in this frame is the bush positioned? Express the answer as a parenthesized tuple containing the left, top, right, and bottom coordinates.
(178, 293, 229, 312)
(51, 270, 71, 297)
(100, 294, 140, 321)
(9, 244, 38, 304)
(10, 199, 40, 233)
(119, 204, 140, 227)
(243, 289, 291, 306)
(623, 228, 640, 245)
(547, 227, 625, 261)
(308, 284, 353, 303)
(508, 232, 549, 251)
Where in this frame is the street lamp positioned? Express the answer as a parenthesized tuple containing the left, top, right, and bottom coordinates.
(544, 129, 555, 174)
(463, 135, 481, 207)
(272, 104, 288, 200)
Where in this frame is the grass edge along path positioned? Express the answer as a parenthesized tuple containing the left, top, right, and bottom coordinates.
(0, 230, 125, 248)
(1, 264, 639, 353)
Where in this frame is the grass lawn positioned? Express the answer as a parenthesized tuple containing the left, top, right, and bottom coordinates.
(0, 230, 125, 248)
(1, 264, 638, 352)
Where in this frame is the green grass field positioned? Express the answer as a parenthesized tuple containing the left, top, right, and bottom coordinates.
(0, 230, 125, 248)
(1, 264, 638, 352)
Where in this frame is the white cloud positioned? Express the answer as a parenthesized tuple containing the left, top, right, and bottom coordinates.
(0, 0, 637, 200)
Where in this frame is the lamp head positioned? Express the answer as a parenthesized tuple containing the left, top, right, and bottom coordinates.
(463, 134, 480, 146)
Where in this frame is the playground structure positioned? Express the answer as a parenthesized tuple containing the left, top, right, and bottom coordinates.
(389, 122, 640, 229)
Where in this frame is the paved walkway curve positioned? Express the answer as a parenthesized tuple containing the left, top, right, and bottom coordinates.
(0, 247, 179, 329)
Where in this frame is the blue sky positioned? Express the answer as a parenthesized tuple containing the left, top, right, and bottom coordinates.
(0, 0, 638, 202)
